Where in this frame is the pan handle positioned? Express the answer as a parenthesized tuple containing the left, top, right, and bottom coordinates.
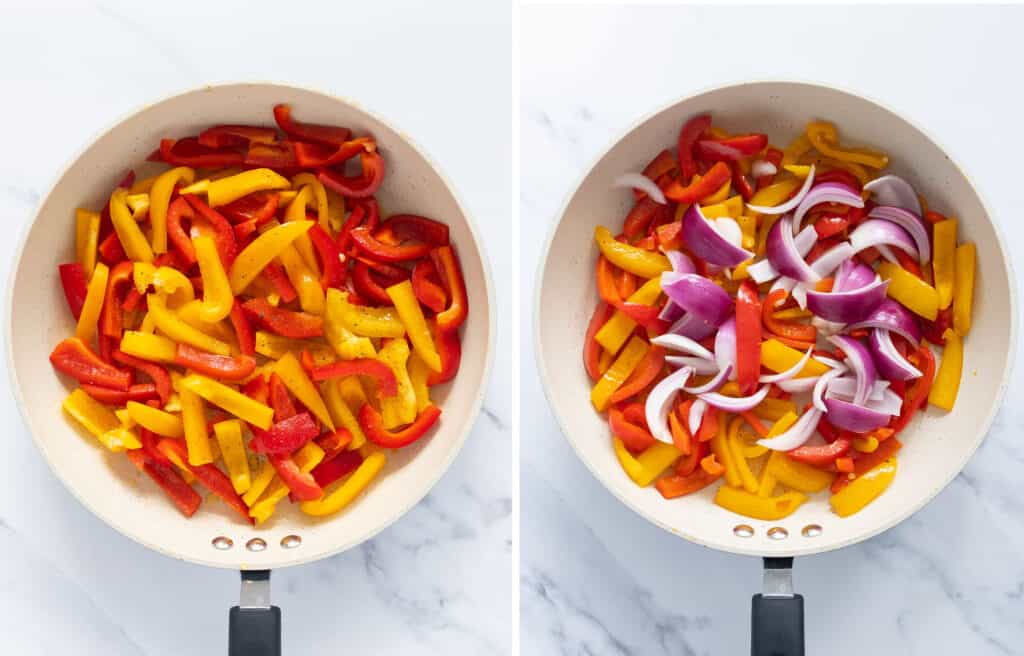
(750, 557, 804, 656)
(229, 570, 281, 656)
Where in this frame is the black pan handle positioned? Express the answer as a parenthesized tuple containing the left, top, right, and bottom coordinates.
(229, 570, 281, 656)
(751, 557, 804, 656)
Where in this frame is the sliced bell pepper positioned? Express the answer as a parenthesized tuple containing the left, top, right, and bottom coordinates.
(108, 188, 154, 263)
(242, 297, 323, 338)
(663, 162, 732, 205)
(228, 300, 256, 356)
(174, 383, 212, 466)
(148, 167, 195, 254)
(337, 293, 405, 338)
(247, 443, 325, 521)
(310, 449, 363, 488)
(756, 147, 784, 190)
(609, 405, 657, 453)
(928, 329, 962, 411)
(134, 264, 195, 308)
(407, 352, 433, 412)
(189, 235, 233, 323)
(635, 148, 678, 201)
(595, 277, 663, 354)
(594, 225, 671, 278)
(765, 450, 833, 492)
(75, 262, 110, 344)
(268, 372, 297, 420)
(322, 378, 368, 450)
(613, 437, 680, 486)
(788, 434, 851, 467)
(204, 168, 290, 208)
(309, 358, 398, 396)
(655, 467, 720, 499)
(272, 352, 335, 431)
(360, 402, 441, 449)
(228, 219, 314, 294)
(315, 427, 354, 463)
(146, 294, 230, 356)
(59, 262, 89, 320)
(250, 412, 319, 454)
(75, 208, 101, 276)
(748, 178, 802, 210)
(805, 122, 888, 169)
(669, 400, 693, 455)
(386, 280, 442, 372)
(677, 114, 712, 181)
(877, 261, 939, 320)
(591, 336, 649, 412)
(832, 438, 902, 493)
(266, 451, 324, 502)
(157, 438, 251, 523)
(714, 486, 806, 520)
(178, 374, 274, 430)
(348, 224, 430, 263)
(318, 151, 386, 199)
(174, 343, 255, 382)
(50, 337, 131, 390)
(695, 133, 768, 161)
(182, 194, 237, 265)
(111, 349, 172, 404)
(97, 231, 127, 265)
(583, 302, 615, 381)
(953, 243, 975, 336)
(308, 224, 344, 290)
(830, 457, 897, 517)
(282, 185, 322, 273)
(125, 400, 183, 437)
(384, 214, 449, 247)
(220, 190, 280, 226)
(197, 124, 276, 149)
(735, 280, 762, 395)
(276, 237, 325, 314)
(63, 388, 125, 442)
(761, 339, 829, 378)
(80, 382, 158, 405)
(351, 259, 400, 305)
(377, 338, 417, 429)
(608, 345, 665, 404)
(260, 261, 299, 303)
(622, 197, 667, 241)
(300, 449, 387, 517)
(427, 320, 461, 386)
(763, 289, 817, 342)
(211, 419, 251, 494)
(323, 289, 376, 359)
(159, 138, 245, 169)
(922, 306, 953, 346)
(125, 448, 201, 517)
(241, 458, 275, 507)
(272, 104, 352, 146)
(411, 259, 447, 313)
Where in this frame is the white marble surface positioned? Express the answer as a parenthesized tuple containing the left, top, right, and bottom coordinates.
(0, 1, 513, 654)
(521, 5, 1024, 655)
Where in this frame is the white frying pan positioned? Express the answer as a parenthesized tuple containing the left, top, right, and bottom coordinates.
(6, 83, 494, 655)
(535, 81, 1015, 655)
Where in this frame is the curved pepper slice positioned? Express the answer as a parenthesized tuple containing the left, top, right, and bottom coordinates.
(174, 343, 256, 382)
(309, 358, 398, 396)
(228, 220, 314, 294)
(591, 336, 648, 412)
(193, 235, 233, 322)
(80, 383, 158, 405)
(613, 437, 680, 486)
(593, 226, 671, 279)
(714, 485, 806, 520)
(695, 134, 768, 161)
(427, 320, 461, 386)
(147, 294, 230, 356)
(663, 161, 732, 205)
(805, 121, 888, 169)
(220, 191, 280, 226)
(351, 259, 406, 305)
(609, 406, 657, 452)
(242, 298, 323, 338)
(157, 438, 251, 523)
(308, 223, 344, 290)
(250, 412, 319, 454)
(359, 403, 441, 449)
(411, 259, 447, 313)
(291, 173, 331, 230)
(283, 185, 322, 275)
(109, 188, 154, 263)
(50, 337, 131, 391)
(318, 151, 386, 198)
(205, 168, 290, 207)
(431, 245, 469, 332)
(300, 450, 386, 517)
(182, 194, 237, 266)
(830, 457, 897, 517)
(229, 300, 255, 356)
(198, 125, 277, 149)
(273, 104, 352, 146)
(655, 467, 721, 499)
(323, 289, 376, 359)
(294, 137, 376, 169)
(112, 349, 172, 404)
(165, 197, 198, 265)
(126, 448, 201, 517)
(266, 452, 324, 502)
(149, 167, 195, 254)
(386, 280, 442, 372)
(377, 338, 417, 428)
(677, 114, 712, 181)
(273, 351, 335, 431)
(348, 225, 432, 263)
(310, 449, 363, 488)
(764, 451, 833, 492)
(608, 345, 665, 405)
(928, 329, 962, 411)
(159, 137, 245, 169)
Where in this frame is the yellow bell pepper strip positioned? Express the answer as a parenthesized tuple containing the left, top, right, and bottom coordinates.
(125, 401, 184, 438)
(272, 352, 335, 431)
(147, 294, 231, 356)
(340, 377, 369, 412)
(108, 188, 154, 263)
(747, 178, 801, 209)
(931, 219, 957, 310)
(783, 164, 812, 179)
(175, 300, 238, 347)
(928, 328, 963, 411)
(324, 289, 377, 359)
(206, 168, 290, 207)
(149, 167, 195, 254)
(284, 185, 322, 275)
(407, 352, 433, 413)
(249, 442, 326, 524)
(378, 338, 417, 429)
(590, 336, 649, 412)
(178, 386, 213, 466)
(338, 292, 405, 338)
(700, 195, 744, 217)
(727, 416, 759, 493)
(701, 177, 732, 205)
(242, 458, 276, 507)
(178, 374, 274, 430)
(953, 243, 976, 337)
(765, 451, 833, 492)
(753, 398, 798, 422)
(853, 436, 879, 453)
(325, 187, 346, 233)
(830, 457, 897, 517)
(386, 280, 442, 372)
(75, 208, 100, 276)
(75, 262, 109, 343)
(228, 219, 314, 294)
(709, 417, 742, 488)
(99, 427, 143, 452)
(760, 339, 830, 378)
(612, 437, 680, 487)
(714, 485, 807, 520)
(877, 262, 939, 320)
(757, 468, 776, 498)
(63, 388, 118, 439)
(253, 330, 334, 363)
(300, 449, 387, 517)
(278, 242, 325, 314)
(805, 121, 889, 169)
(782, 133, 813, 166)
(129, 174, 157, 194)
(125, 193, 150, 220)
(291, 173, 331, 231)
(114, 407, 135, 429)
(322, 379, 368, 449)
(593, 226, 671, 278)
(595, 277, 662, 355)
(612, 437, 645, 483)
(213, 419, 251, 495)
(193, 235, 233, 323)
(134, 264, 195, 308)
(735, 213, 757, 250)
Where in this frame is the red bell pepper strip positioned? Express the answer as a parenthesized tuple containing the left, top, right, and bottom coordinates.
(675, 438, 708, 477)
(307, 223, 345, 289)
(813, 214, 849, 239)
(157, 438, 252, 522)
(267, 452, 323, 501)
(268, 372, 297, 421)
(310, 449, 363, 488)
(663, 161, 731, 204)
(242, 298, 323, 338)
(197, 125, 277, 149)
(244, 141, 299, 170)
(318, 151, 386, 199)
(309, 358, 399, 396)
(695, 406, 720, 442)
(250, 412, 319, 454)
(100, 261, 135, 339)
(349, 226, 431, 263)
(655, 467, 721, 499)
(183, 194, 238, 266)
(174, 343, 256, 382)
(893, 248, 923, 279)
(922, 307, 953, 346)
(242, 374, 270, 404)
(165, 197, 198, 265)
(608, 346, 666, 404)
(622, 197, 666, 240)
(234, 219, 258, 241)
(272, 104, 353, 146)
(336, 202, 367, 253)
(138, 425, 173, 466)
(695, 134, 768, 161)
(814, 169, 862, 192)
(220, 191, 280, 225)
(608, 406, 657, 452)
(384, 214, 450, 247)
(427, 321, 462, 386)
(763, 289, 817, 342)
(677, 114, 713, 181)
(583, 303, 613, 381)
(293, 138, 375, 168)
(315, 428, 353, 463)
(635, 149, 678, 200)
(430, 246, 468, 332)
(730, 161, 755, 201)
(80, 383, 158, 405)
(59, 263, 89, 320)
(228, 300, 256, 356)
(735, 280, 762, 395)
(351, 260, 397, 305)
(159, 138, 244, 168)
(125, 448, 202, 517)
(97, 231, 127, 265)
(756, 148, 784, 190)
(117, 169, 136, 190)
(111, 349, 172, 405)
(359, 403, 441, 449)
(889, 345, 936, 435)
(50, 337, 131, 390)
(260, 262, 298, 303)
(788, 429, 852, 466)
(411, 259, 448, 313)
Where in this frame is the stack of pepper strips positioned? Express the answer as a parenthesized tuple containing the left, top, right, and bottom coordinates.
(585, 115, 974, 520)
(52, 104, 468, 524)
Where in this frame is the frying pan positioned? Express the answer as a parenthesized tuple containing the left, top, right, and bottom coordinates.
(535, 81, 1015, 655)
(7, 83, 494, 655)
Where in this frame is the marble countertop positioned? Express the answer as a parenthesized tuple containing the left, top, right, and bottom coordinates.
(0, 2, 513, 654)
(521, 5, 1024, 655)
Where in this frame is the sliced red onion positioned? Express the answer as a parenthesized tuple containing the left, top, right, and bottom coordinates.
(767, 215, 820, 283)
(849, 219, 918, 260)
(846, 298, 922, 344)
(806, 277, 889, 323)
(699, 384, 770, 412)
(827, 377, 890, 401)
(751, 159, 778, 179)
(866, 388, 904, 416)
(644, 366, 694, 444)
(714, 217, 744, 248)
(668, 312, 717, 340)
(759, 347, 813, 383)
(792, 242, 858, 309)
(684, 364, 732, 394)
(829, 335, 877, 406)
(834, 259, 875, 292)
(823, 398, 890, 433)
(864, 175, 921, 215)
(659, 302, 685, 323)
(771, 276, 798, 296)
(869, 328, 923, 381)
(757, 407, 823, 451)
(868, 206, 930, 263)
(614, 172, 666, 204)
(793, 181, 864, 233)
(682, 204, 753, 267)
(815, 356, 846, 370)
(688, 399, 707, 435)
(651, 333, 715, 360)
(665, 355, 720, 375)
(746, 165, 816, 215)
(812, 366, 848, 412)
(776, 376, 821, 393)
(659, 252, 694, 322)
(747, 225, 817, 283)
(877, 244, 898, 263)
(714, 317, 736, 377)
(811, 315, 846, 337)
(660, 272, 734, 326)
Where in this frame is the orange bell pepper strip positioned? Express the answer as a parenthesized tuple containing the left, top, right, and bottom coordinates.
(609, 345, 665, 404)
(735, 280, 762, 395)
(762, 289, 816, 342)
(668, 402, 693, 455)
(608, 406, 657, 453)
(695, 405, 720, 442)
(655, 467, 720, 499)
(663, 162, 731, 204)
(584, 303, 614, 382)
(701, 453, 726, 477)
